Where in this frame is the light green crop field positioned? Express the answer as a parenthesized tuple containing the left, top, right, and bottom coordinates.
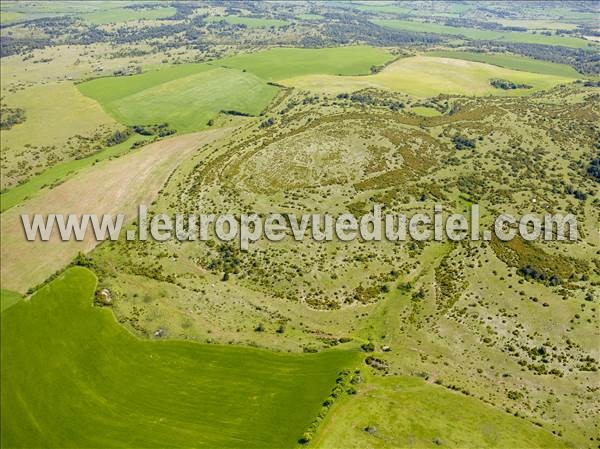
(81, 6, 176, 24)
(372, 19, 595, 48)
(79, 65, 279, 133)
(313, 375, 570, 448)
(426, 50, 582, 77)
(282, 56, 578, 97)
(206, 15, 289, 28)
(0, 267, 358, 448)
(217, 46, 394, 80)
(0, 289, 21, 313)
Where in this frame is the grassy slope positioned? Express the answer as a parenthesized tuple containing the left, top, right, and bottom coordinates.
(79, 65, 278, 133)
(0, 133, 149, 213)
(426, 50, 582, 77)
(217, 46, 394, 80)
(313, 375, 571, 449)
(0, 267, 358, 448)
(0, 82, 119, 186)
(282, 56, 578, 97)
(372, 19, 594, 49)
(0, 129, 231, 294)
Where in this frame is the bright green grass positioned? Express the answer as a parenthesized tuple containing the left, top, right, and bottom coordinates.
(205, 15, 289, 28)
(217, 46, 394, 81)
(313, 375, 571, 448)
(426, 50, 582, 77)
(0, 134, 149, 213)
(0, 289, 21, 313)
(410, 106, 442, 117)
(81, 6, 176, 25)
(372, 19, 595, 49)
(1, 267, 358, 448)
(79, 64, 279, 133)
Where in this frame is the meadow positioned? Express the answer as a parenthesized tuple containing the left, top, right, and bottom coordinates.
(1, 82, 120, 190)
(282, 56, 579, 97)
(79, 65, 278, 133)
(425, 50, 582, 77)
(0, 267, 358, 448)
(78, 47, 394, 133)
(313, 375, 569, 448)
(372, 19, 595, 49)
(217, 46, 394, 80)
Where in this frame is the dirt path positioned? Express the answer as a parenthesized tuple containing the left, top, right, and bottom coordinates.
(1, 128, 232, 294)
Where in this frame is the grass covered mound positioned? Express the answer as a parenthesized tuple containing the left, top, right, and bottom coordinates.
(0, 267, 358, 448)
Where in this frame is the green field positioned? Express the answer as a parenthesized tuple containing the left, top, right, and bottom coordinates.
(79, 64, 279, 133)
(217, 46, 394, 80)
(0, 289, 21, 313)
(81, 6, 176, 25)
(313, 375, 570, 448)
(426, 50, 582, 77)
(205, 15, 289, 28)
(283, 56, 578, 97)
(78, 47, 393, 132)
(372, 19, 595, 48)
(0, 267, 358, 448)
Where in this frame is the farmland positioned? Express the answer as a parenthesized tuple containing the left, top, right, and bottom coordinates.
(282, 56, 579, 97)
(1, 267, 358, 448)
(372, 19, 595, 48)
(425, 51, 583, 77)
(80, 65, 278, 133)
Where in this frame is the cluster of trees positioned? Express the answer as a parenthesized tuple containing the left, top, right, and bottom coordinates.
(587, 157, 600, 182)
(490, 78, 532, 90)
(470, 41, 599, 75)
(336, 92, 405, 111)
(0, 106, 25, 130)
(452, 135, 476, 150)
(132, 123, 176, 137)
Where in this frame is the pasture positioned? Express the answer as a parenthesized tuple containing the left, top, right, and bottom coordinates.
(1, 82, 120, 190)
(312, 375, 569, 448)
(372, 19, 595, 48)
(217, 46, 394, 80)
(282, 56, 578, 97)
(79, 65, 278, 133)
(426, 51, 582, 77)
(0, 267, 358, 448)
